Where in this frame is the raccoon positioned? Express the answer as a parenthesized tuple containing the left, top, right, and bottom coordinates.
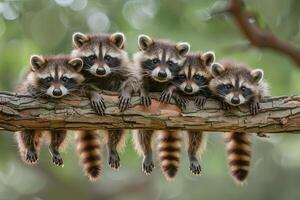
(209, 60, 268, 184)
(126, 34, 190, 180)
(15, 55, 84, 166)
(161, 52, 215, 175)
(71, 32, 129, 179)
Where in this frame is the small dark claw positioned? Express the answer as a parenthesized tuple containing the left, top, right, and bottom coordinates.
(91, 95, 106, 115)
(142, 156, 154, 175)
(140, 95, 151, 108)
(195, 96, 207, 108)
(108, 151, 120, 170)
(118, 95, 131, 112)
(174, 96, 187, 109)
(25, 150, 38, 164)
(250, 102, 260, 115)
(52, 154, 64, 167)
(160, 90, 172, 104)
(189, 158, 201, 175)
(220, 101, 231, 110)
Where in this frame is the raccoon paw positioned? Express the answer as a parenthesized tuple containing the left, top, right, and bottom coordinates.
(140, 95, 151, 108)
(220, 101, 232, 110)
(190, 160, 202, 175)
(250, 101, 260, 115)
(52, 153, 64, 167)
(108, 150, 120, 170)
(142, 156, 154, 175)
(174, 95, 187, 109)
(25, 150, 38, 164)
(90, 93, 106, 115)
(118, 93, 131, 112)
(195, 96, 207, 108)
(159, 90, 172, 103)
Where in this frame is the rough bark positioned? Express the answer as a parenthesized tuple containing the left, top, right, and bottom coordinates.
(0, 91, 299, 133)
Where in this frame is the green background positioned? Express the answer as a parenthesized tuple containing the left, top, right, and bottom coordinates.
(0, 0, 300, 199)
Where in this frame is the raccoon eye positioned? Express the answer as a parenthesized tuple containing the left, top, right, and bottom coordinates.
(152, 58, 160, 65)
(61, 76, 69, 82)
(104, 55, 112, 62)
(88, 55, 97, 61)
(194, 74, 201, 80)
(46, 77, 53, 82)
(179, 74, 186, 79)
(225, 84, 233, 89)
(241, 86, 250, 94)
(167, 60, 176, 67)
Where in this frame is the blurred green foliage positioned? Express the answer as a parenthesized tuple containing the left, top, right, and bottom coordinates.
(0, 0, 299, 199)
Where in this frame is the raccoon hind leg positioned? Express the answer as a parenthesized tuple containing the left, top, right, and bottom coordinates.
(16, 129, 42, 164)
(133, 130, 154, 175)
(106, 129, 126, 170)
(187, 131, 206, 175)
(48, 130, 67, 167)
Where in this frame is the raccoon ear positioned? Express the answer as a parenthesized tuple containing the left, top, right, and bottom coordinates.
(30, 55, 45, 71)
(176, 42, 190, 56)
(110, 32, 126, 49)
(251, 69, 264, 83)
(72, 32, 89, 48)
(138, 34, 154, 51)
(211, 63, 225, 77)
(201, 51, 215, 66)
(69, 58, 83, 72)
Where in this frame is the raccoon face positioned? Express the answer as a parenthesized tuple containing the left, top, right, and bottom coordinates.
(135, 34, 190, 82)
(210, 62, 264, 106)
(30, 55, 84, 98)
(174, 52, 215, 94)
(71, 32, 128, 77)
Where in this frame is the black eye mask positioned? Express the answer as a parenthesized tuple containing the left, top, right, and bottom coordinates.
(104, 55, 120, 68)
(61, 77, 78, 89)
(193, 75, 208, 86)
(216, 84, 233, 96)
(81, 56, 95, 68)
(37, 77, 52, 89)
(142, 58, 159, 70)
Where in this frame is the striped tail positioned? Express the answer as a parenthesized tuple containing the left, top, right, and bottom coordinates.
(157, 130, 181, 181)
(75, 130, 102, 181)
(224, 132, 251, 184)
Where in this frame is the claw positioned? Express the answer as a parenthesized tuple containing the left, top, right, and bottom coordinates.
(195, 96, 207, 108)
(140, 95, 151, 107)
(108, 150, 120, 170)
(174, 95, 187, 109)
(250, 101, 260, 115)
(25, 150, 38, 164)
(90, 93, 106, 115)
(118, 94, 131, 112)
(190, 158, 201, 175)
(220, 101, 231, 110)
(52, 154, 64, 167)
(142, 156, 154, 175)
(160, 90, 172, 103)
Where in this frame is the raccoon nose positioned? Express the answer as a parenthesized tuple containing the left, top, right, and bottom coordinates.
(184, 85, 193, 93)
(53, 88, 63, 97)
(158, 70, 167, 78)
(96, 67, 106, 75)
(231, 96, 240, 105)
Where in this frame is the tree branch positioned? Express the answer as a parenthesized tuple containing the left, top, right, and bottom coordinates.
(0, 91, 299, 133)
(225, 0, 300, 68)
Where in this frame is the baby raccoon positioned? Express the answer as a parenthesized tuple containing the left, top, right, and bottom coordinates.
(15, 55, 84, 166)
(161, 52, 215, 175)
(71, 32, 129, 180)
(209, 60, 268, 184)
(127, 34, 190, 180)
